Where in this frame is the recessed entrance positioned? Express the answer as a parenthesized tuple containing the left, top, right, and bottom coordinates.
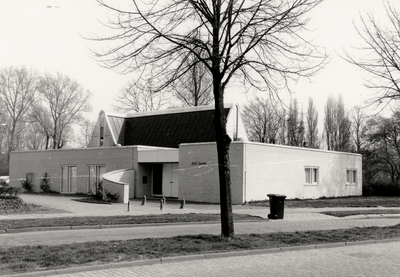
(152, 163, 179, 197)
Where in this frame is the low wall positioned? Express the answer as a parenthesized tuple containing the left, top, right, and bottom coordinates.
(102, 169, 134, 203)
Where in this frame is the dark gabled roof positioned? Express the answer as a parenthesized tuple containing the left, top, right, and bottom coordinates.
(123, 108, 230, 148)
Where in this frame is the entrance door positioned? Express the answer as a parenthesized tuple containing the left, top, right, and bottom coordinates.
(61, 166, 77, 193)
(162, 163, 179, 197)
(152, 164, 163, 195)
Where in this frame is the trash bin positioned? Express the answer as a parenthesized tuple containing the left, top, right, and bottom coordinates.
(267, 194, 286, 219)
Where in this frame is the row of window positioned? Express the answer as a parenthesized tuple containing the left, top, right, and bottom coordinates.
(61, 165, 106, 193)
(304, 167, 357, 185)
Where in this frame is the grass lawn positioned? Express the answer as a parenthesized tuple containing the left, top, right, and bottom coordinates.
(323, 209, 400, 217)
(1, 224, 400, 275)
(254, 196, 400, 208)
(0, 213, 264, 230)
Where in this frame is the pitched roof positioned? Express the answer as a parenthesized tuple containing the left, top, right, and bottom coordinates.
(122, 107, 230, 148)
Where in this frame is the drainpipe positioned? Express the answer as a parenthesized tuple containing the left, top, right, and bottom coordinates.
(235, 103, 239, 141)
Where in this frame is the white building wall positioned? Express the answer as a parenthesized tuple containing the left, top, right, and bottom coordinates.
(178, 142, 244, 204)
(244, 143, 362, 201)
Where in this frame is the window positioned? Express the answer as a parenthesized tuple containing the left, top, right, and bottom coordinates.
(61, 166, 77, 193)
(100, 126, 104, 147)
(305, 167, 319, 185)
(88, 165, 106, 194)
(346, 169, 357, 184)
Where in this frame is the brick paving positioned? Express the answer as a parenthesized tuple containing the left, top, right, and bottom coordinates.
(42, 241, 400, 277)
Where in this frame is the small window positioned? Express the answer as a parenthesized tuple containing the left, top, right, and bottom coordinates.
(346, 169, 357, 184)
(100, 126, 104, 147)
(305, 167, 319, 185)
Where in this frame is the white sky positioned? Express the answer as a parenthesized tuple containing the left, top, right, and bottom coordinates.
(0, 0, 396, 120)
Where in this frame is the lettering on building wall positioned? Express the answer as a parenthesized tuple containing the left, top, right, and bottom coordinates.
(191, 161, 207, 166)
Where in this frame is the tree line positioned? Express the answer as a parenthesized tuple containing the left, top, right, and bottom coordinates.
(0, 67, 93, 174)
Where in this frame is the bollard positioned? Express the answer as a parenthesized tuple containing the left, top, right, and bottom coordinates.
(127, 201, 131, 211)
(141, 195, 147, 205)
(162, 197, 166, 206)
(160, 199, 163, 210)
(180, 198, 185, 209)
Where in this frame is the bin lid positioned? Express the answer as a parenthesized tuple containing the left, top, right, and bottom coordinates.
(267, 194, 286, 198)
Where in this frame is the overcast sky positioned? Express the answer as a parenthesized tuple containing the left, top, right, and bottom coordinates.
(0, 0, 395, 119)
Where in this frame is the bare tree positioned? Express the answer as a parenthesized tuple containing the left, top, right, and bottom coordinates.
(30, 104, 53, 149)
(242, 97, 284, 143)
(36, 72, 92, 149)
(346, 2, 400, 106)
(172, 51, 213, 107)
(79, 119, 96, 148)
(366, 113, 400, 186)
(94, 0, 325, 238)
(114, 80, 170, 113)
(286, 99, 305, 147)
(350, 106, 368, 153)
(0, 66, 38, 155)
(324, 94, 351, 152)
(305, 97, 319, 148)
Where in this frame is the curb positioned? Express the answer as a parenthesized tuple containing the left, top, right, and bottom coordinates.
(4, 238, 400, 277)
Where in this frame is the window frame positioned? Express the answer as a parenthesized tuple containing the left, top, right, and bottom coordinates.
(88, 165, 106, 194)
(346, 169, 357, 185)
(305, 166, 319, 186)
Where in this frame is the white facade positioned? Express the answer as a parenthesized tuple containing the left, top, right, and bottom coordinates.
(178, 142, 362, 204)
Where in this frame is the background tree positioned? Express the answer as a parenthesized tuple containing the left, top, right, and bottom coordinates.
(350, 106, 368, 153)
(172, 51, 213, 107)
(0, 66, 38, 156)
(286, 99, 305, 147)
(95, 0, 325, 237)
(242, 97, 284, 143)
(364, 113, 400, 187)
(35, 72, 92, 149)
(346, 2, 400, 106)
(114, 80, 170, 113)
(78, 119, 96, 148)
(305, 97, 319, 148)
(324, 94, 351, 152)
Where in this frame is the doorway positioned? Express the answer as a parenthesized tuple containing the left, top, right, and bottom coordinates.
(152, 163, 179, 197)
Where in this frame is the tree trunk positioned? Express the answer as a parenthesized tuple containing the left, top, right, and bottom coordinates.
(213, 79, 234, 238)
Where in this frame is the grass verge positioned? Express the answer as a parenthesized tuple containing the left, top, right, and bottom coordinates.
(0, 214, 264, 230)
(251, 196, 400, 208)
(1, 224, 400, 275)
(323, 209, 400, 218)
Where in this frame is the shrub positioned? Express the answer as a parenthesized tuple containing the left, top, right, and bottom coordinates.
(20, 173, 34, 192)
(92, 182, 119, 202)
(40, 173, 51, 193)
(362, 182, 400, 196)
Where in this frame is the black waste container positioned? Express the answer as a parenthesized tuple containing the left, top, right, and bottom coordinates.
(267, 194, 286, 219)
